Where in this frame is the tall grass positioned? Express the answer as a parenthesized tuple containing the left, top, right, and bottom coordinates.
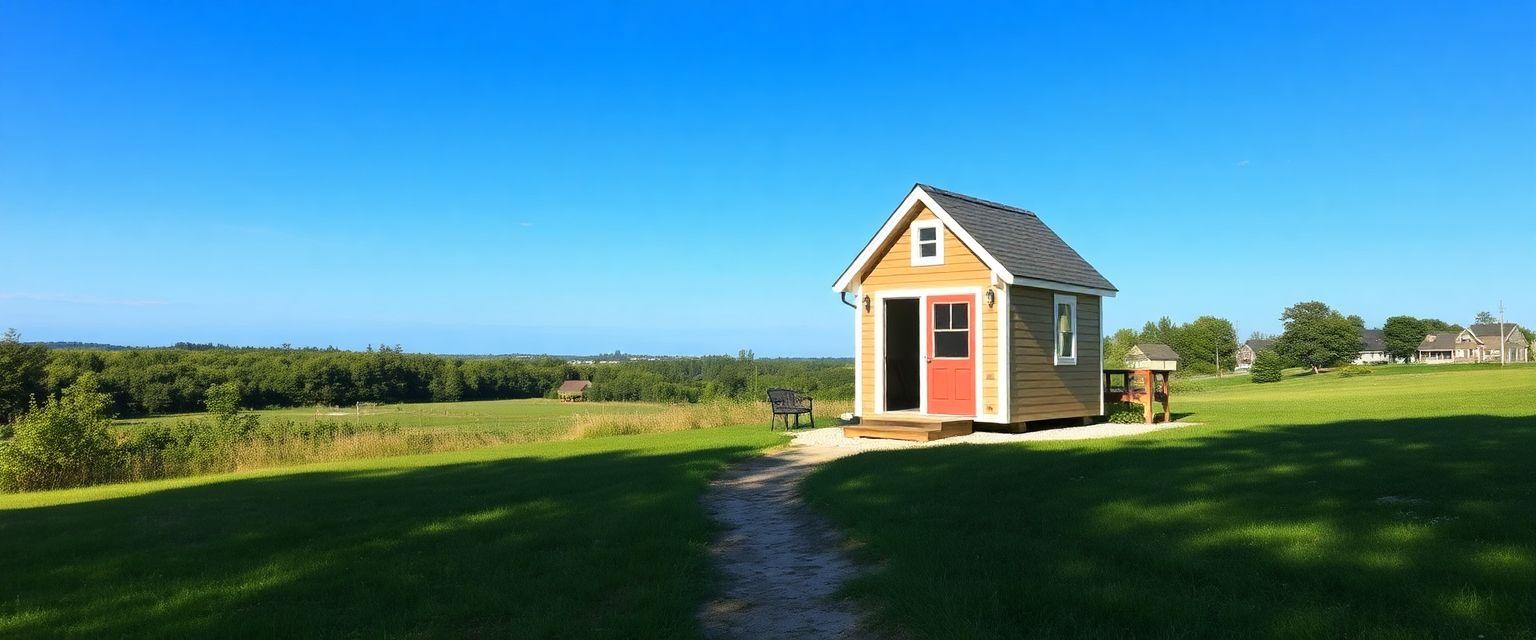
(7, 399, 851, 491)
(562, 399, 850, 439)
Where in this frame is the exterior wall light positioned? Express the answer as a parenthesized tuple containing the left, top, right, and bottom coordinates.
(985, 289, 996, 308)
(862, 295, 871, 313)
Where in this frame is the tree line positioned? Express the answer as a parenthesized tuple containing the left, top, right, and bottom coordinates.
(1100, 303, 1525, 380)
(1103, 315, 1239, 377)
(0, 332, 855, 422)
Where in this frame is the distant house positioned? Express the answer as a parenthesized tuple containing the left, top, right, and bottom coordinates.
(1235, 339, 1274, 371)
(1432, 324, 1530, 364)
(1416, 332, 1458, 364)
(1352, 329, 1392, 365)
(1126, 343, 1180, 371)
(557, 380, 592, 401)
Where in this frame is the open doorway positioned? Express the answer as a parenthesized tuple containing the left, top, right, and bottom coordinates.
(883, 298, 920, 411)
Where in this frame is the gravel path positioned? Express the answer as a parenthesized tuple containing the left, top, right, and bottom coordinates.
(699, 445, 870, 639)
(698, 419, 1193, 638)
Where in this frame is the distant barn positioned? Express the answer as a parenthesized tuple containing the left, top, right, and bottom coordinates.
(557, 380, 592, 402)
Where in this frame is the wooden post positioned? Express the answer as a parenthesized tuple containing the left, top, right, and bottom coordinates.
(1160, 372, 1171, 423)
(1142, 369, 1154, 424)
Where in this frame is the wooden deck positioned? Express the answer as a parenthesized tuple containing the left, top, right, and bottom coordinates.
(842, 414, 974, 442)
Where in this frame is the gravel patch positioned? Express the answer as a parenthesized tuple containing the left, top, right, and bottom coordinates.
(790, 420, 1196, 451)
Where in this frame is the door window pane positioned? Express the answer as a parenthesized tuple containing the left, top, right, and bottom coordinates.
(934, 304, 951, 330)
(950, 303, 968, 329)
(935, 331, 968, 357)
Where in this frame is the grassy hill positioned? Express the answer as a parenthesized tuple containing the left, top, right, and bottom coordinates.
(803, 364, 1536, 638)
(4, 365, 1531, 637)
(0, 425, 786, 638)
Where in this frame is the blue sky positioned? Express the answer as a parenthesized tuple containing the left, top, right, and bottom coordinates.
(1, 2, 1532, 356)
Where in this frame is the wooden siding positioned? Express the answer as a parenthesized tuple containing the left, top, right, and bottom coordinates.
(856, 207, 999, 417)
(1008, 286, 1101, 423)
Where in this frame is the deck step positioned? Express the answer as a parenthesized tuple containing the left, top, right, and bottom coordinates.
(842, 417, 973, 442)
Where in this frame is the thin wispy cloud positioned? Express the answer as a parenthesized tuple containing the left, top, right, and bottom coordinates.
(519, 222, 534, 227)
(1236, 159, 1250, 167)
(0, 292, 169, 307)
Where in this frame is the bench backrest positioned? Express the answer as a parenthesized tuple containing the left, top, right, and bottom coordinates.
(766, 388, 804, 410)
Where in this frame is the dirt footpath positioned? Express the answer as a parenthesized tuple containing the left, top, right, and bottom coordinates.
(698, 445, 873, 639)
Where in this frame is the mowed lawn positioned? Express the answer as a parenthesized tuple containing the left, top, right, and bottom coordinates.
(116, 398, 671, 438)
(803, 365, 1536, 639)
(0, 425, 785, 638)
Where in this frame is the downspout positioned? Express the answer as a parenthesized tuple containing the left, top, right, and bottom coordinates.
(840, 292, 857, 309)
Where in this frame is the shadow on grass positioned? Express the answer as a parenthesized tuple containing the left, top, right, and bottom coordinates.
(0, 442, 764, 639)
(803, 414, 1536, 639)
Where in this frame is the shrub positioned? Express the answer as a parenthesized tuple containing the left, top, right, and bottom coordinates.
(1105, 402, 1145, 424)
(204, 381, 242, 418)
(0, 374, 117, 491)
(1251, 351, 1285, 384)
(1336, 365, 1374, 378)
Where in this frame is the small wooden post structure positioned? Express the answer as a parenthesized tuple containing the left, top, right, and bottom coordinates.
(1103, 368, 1172, 424)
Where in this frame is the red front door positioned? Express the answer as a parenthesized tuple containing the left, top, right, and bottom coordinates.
(927, 295, 975, 415)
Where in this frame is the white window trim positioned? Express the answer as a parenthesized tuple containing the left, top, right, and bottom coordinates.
(909, 220, 944, 267)
(1053, 293, 1078, 365)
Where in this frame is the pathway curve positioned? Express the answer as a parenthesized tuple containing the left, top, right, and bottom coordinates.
(698, 444, 870, 639)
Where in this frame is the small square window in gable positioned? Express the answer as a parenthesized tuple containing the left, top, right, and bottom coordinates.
(910, 220, 944, 266)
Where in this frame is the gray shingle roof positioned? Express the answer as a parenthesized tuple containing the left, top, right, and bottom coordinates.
(1418, 332, 1457, 351)
(1360, 329, 1385, 351)
(1243, 339, 1275, 352)
(1131, 343, 1181, 361)
(919, 184, 1117, 293)
(1470, 323, 1520, 338)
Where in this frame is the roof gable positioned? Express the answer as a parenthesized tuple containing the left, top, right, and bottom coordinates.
(833, 184, 1117, 296)
(1470, 323, 1521, 338)
(1243, 338, 1275, 352)
(1130, 343, 1181, 361)
(918, 185, 1117, 294)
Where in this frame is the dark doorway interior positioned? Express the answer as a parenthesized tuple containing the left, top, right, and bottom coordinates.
(884, 298, 920, 411)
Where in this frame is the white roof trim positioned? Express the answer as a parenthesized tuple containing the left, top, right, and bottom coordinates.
(833, 185, 1014, 293)
(1011, 276, 1117, 298)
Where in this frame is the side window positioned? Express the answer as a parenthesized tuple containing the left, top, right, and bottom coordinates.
(1053, 294, 1077, 365)
(910, 221, 943, 266)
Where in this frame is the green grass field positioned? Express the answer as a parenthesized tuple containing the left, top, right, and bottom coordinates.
(6, 365, 1532, 638)
(115, 398, 672, 436)
(0, 425, 786, 638)
(803, 364, 1536, 638)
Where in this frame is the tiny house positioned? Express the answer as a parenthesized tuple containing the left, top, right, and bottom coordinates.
(834, 184, 1117, 436)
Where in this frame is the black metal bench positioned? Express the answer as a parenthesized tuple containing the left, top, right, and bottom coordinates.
(766, 388, 815, 430)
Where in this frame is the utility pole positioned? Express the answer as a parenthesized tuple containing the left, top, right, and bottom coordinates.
(1500, 300, 1506, 367)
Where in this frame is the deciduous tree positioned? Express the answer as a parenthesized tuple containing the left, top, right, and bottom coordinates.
(0, 329, 50, 424)
(1383, 316, 1427, 362)
(1274, 301, 1363, 373)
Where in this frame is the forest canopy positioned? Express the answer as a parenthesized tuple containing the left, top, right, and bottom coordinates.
(1, 333, 854, 420)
